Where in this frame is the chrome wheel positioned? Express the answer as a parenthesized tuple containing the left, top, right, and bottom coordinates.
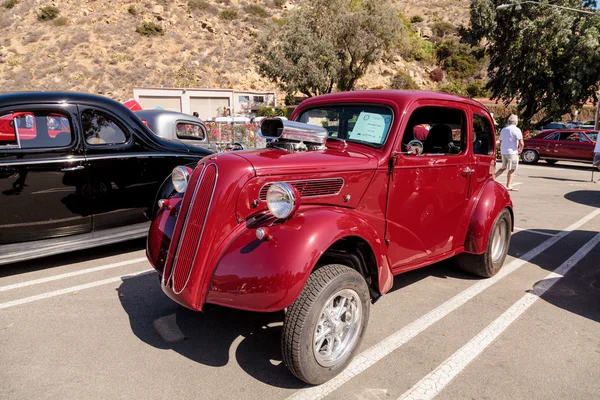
(313, 289, 362, 367)
(491, 218, 509, 263)
(522, 150, 537, 163)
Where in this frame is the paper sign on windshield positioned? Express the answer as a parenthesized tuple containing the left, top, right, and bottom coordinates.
(348, 112, 387, 144)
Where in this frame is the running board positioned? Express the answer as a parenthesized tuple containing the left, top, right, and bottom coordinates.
(0, 223, 150, 266)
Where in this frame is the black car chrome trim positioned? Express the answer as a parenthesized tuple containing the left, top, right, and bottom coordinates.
(175, 163, 218, 295)
(0, 222, 150, 266)
(84, 153, 197, 161)
(0, 157, 86, 166)
(0, 153, 196, 167)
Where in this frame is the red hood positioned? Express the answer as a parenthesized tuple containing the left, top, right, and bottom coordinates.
(234, 147, 377, 176)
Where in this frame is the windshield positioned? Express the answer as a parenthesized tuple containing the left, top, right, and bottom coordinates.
(587, 132, 597, 142)
(297, 105, 393, 147)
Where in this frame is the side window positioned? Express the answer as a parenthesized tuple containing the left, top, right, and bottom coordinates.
(472, 113, 494, 155)
(558, 132, 580, 142)
(82, 110, 128, 145)
(176, 122, 206, 141)
(544, 132, 560, 140)
(0, 111, 72, 149)
(403, 106, 466, 155)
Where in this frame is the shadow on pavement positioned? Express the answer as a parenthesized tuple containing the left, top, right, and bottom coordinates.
(511, 228, 600, 324)
(532, 163, 595, 172)
(564, 190, 600, 208)
(117, 229, 600, 386)
(117, 272, 307, 389)
(528, 176, 591, 183)
(0, 238, 146, 278)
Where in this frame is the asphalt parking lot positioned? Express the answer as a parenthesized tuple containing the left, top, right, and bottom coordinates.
(1, 161, 599, 400)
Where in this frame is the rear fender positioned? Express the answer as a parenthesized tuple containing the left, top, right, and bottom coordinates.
(206, 207, 393, 312)
(464, 180, 513, 254)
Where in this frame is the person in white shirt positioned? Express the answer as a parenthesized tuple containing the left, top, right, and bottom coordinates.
(495, 114, 524, 191)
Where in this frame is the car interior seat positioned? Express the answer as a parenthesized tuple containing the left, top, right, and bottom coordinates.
(424, 124, 452, 154)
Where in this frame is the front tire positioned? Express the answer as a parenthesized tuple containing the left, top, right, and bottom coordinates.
(521, 149, 539, 164)
(282, 264, 370, 385)
(457, 208, 512, 278)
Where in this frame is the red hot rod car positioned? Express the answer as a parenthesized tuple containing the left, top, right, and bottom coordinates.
(146, 90, 513, 384)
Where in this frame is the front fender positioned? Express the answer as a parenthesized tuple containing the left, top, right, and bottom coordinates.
(464, 180, 513, 254)
(205, 207, 393, 312)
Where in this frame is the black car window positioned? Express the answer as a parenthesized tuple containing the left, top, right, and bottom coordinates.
(176, 122, 206, 141)
(403, 106, 466, 155)
(0, 111, 72, 149)
(472, 113, 494, 156)
(82, 110, 128, 145)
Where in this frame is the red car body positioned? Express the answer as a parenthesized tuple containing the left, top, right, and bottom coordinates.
(146, 90, 513, 383)
(147, 90, 512, 310)
(522, 129, 598, 164)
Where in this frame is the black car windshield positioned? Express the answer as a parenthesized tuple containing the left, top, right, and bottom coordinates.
(297, 105, 393, 147)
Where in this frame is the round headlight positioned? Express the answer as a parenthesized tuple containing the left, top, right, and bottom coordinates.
(266, 182, 299, 219)
(172, 166, 190, 194)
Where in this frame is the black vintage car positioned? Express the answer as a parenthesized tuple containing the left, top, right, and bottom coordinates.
(0, 92, 212, 265)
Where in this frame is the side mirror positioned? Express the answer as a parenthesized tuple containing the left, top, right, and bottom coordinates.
(406, 139, 423, 155)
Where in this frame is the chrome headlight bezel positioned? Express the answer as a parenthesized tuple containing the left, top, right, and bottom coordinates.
(266, 182, 299, 219)
(172, 166, 190, 194)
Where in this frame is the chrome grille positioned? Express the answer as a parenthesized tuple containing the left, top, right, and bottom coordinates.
(162, 164, 204, 285)
(170, 164, 218, 293)
(259, 178, 344, 201)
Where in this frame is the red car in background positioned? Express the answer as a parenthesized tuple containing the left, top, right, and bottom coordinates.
(0, 112, 71, 144)
(521, 129, 598, 165)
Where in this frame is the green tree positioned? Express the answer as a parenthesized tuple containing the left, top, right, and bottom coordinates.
(254, 0, 401, 97)
(467, 0, 600, 124)
(390, 71, 419, 90)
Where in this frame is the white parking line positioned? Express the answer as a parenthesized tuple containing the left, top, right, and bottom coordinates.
(287, 208, 600, 400)
(513, 227, 556, 237)
(0, 257, 147, 292)
(0, 270, 153, 310)
(398, 232, 600, 400)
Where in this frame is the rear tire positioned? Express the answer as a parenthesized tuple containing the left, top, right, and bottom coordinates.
(457, 208, 512, 278)
(282, 264, 370, 385)
(521, 149, 539, 164)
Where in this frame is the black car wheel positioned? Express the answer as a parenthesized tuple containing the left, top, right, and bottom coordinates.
(282, 264, 370, 385)
(456, 208, 512, 278)
(521, 149, 539, 164)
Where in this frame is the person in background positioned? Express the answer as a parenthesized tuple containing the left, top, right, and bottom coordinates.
(193, 112, 199, 118)
(495, 114, 524, 191)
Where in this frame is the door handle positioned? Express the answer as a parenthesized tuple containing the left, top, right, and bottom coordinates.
(462, 167, 474, 176)
(61, 165, 85, 172)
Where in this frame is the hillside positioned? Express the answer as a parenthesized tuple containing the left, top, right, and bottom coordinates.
(0, 0, 470, 102)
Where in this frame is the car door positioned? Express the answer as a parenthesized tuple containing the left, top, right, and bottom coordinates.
(386, 101, 472, 270)
(470, 109, 496, 195)
(538, 131, 559, 158)
(575, 132, 595, 161)
(0, 105, 91, 244)
(79, 106, 153, 231)
(556, 131, 585, 160)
